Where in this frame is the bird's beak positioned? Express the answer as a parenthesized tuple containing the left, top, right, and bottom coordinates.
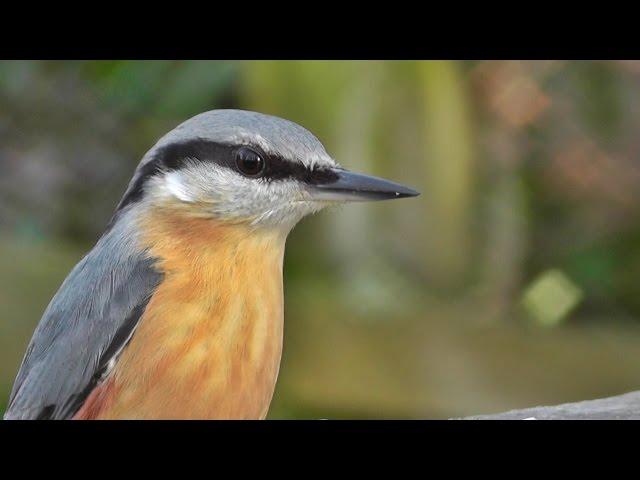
(306, 168, 420, 202)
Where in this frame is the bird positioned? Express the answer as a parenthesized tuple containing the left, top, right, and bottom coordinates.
(3, 109, 419, 420)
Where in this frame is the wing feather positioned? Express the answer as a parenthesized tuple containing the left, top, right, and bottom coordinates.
(3, 215, 162, 420)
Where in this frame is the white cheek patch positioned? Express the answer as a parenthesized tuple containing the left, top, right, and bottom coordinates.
(152, 163, 329, 228)
(165, 172, 195, 203)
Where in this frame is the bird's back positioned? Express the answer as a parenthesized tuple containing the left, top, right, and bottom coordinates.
(4, 211, 162, 420)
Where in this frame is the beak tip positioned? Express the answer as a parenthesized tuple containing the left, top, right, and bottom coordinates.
(394, 187, 420, 199)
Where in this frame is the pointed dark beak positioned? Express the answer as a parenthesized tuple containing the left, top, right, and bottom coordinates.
(306, 168, 420, 202)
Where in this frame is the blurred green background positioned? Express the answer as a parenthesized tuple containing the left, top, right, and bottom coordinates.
(2, 60, 640, 419)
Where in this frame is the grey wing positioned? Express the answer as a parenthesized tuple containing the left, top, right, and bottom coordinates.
(3, 222, 162, 420)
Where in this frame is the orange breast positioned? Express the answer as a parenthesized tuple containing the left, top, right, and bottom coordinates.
(91, 211, 287, 419)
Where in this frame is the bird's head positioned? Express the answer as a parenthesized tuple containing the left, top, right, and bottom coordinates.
(115, 109, 418, 234)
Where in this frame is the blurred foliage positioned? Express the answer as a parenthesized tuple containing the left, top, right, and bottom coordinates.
(2, 60, 640, 418)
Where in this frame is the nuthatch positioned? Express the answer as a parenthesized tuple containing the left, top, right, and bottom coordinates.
(4, 110, 418, 419)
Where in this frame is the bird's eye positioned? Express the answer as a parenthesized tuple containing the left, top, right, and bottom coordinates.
(235, 147, 265, 177)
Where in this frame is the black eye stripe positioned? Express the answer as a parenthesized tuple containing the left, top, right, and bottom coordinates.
(265, 155, 339, 184)
(114, 139, 338, 214)
(155, 140, 235, 171)
(153, 139, 338, 184)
